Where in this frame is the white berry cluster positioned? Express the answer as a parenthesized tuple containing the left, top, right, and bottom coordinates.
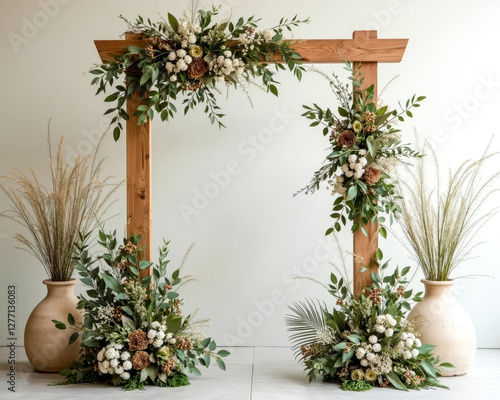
(147, 321, 174, 348)
(166, 49, 193, 81)
(97, 343, 132, 380)
(355, 338, 392, 374)
(209, 50, 244, 82)
(95, 305, 115, 323)
(373, 314, 397, 337)
(394, 332, 421, 360)
(340, 149, 368, 179)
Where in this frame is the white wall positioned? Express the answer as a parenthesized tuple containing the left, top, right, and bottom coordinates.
(1, 0, 499, 348)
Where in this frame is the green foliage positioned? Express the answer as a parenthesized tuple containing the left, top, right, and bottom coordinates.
(286, 254, 451, 391)
(297, 62, 424, 237)
(53, 229, 229, 390)
(91, 4, 309, 140)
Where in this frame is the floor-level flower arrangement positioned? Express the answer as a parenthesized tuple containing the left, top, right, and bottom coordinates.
(53, 230, 228, 390)
(286, 249, 453, 391)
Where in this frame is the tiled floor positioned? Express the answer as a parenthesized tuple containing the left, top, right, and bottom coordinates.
(0, 346, 498, 399)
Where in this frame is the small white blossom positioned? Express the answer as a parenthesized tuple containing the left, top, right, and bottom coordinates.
(156, 331, 166, 340)
(349, 163, 356, 170)
(102, 360, 110, 369)
(415, 339, 422, 348)
(406, 338, 414, 348)
(348, 154, 357, 164)
(176, 49, 187, 58)
(376, 315, 386, 324)
(120, 372, 130, 380)
(147, 330, 157, 339)
(341, 164, 349, 173)
(153, 339, 163, 348)
(403, 350, 412, 360)
(181, 40, 189, 48)
(408, 333, 416, 341)
(110, 359, 119, 368)
(355, 347, 366, 359)
(345, 170, 354, 178)
(366, 352, 376, 362)
(385, 328, 394, 337)
(113, 344, 123, 350)
(373, 343, 382, 353)
(401, 332, 408, 340)
(223, 50, 232, 57)
(97, 349, 105, 362)
(184, 55, 192, 64)
(168, 52, 177, 61)
(98, 363, 108, 374)
(105, 348, 117, 360)
(121, 352, 130, 361)
(359, 157, 368, 167)
(160, 324, 167, 332)
(115, 366, 124, 375)
(123, 361, 132, 370)
(166, 333, 173, 339)
(354, 170, 364, 179)
(189, 33, 197, 44)
(151, 321, 161, 330)
(412, 348, 419, 358)
(169, 338, 176, 344)
(170, 75, 177, 82)
(360, 359, 369, 367)
(359, 149, 367, 156)
(375, 325, 386, 333)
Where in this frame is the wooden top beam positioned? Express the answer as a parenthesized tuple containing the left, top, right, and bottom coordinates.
(95, 34, 408, 64)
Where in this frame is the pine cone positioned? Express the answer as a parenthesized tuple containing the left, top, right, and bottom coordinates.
(337, 130, 357, 148)
(128, 329, 148, 351)
(187, 58, 209, 79)
(131, 350, 151, 370)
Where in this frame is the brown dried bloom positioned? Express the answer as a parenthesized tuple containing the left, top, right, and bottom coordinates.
(337, 130, 357, 148)
(379, 377, 390, 388)
(336, 298, 343, 306)
(164, 284, 173, 291)
(247, 27, 255, 35)
(128, 329, 148, 351)
(396, 286, 405, 298)
(176, 338, 193, 351)
(124, 241, 137, 255)
(183, 81, 202, 91)
(368, 188, 376, 196)
(329, 130, 337, 142)
(366, 125, 377, 133)
(368, 288, 382, 305)
(173, 299, 182, 314)
(364, 111, 376, 124)
(187, 57, 209, 79)
(363, 166, 382, 185)
(300, 345, 314, 359)
(161, 357, 178, 375)
(114, 306, 124, 322)
(131, 350, 151, 370)
(116, 262, 128, 272)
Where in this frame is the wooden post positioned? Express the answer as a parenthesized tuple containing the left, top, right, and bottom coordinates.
(125, 33, 152, 279)
(352, 30, 379, 294)
(94, 30, 408, 287)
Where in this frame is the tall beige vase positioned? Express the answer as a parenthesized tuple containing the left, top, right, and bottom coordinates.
(24, 279, 83, 372)
(408, 279, 476, 376)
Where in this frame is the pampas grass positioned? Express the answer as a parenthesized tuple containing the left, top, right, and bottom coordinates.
(397, 142, 500, 281)
(1, 123, 121, 281)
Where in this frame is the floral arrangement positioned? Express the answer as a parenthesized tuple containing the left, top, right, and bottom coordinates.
(91, 1, 308, 140)
(286, 248, 453, 391)
(53, 230, 229, 390)
(297, 63, 424, 237)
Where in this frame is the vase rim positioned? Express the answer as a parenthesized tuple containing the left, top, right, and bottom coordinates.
(420, 278, 455, 286)
(43, 278, 77, 286)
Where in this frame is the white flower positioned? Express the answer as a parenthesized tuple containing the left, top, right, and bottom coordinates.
(110, 359, 119, 368)
(387, 316, 397, 327)
(156, 331, 166, 340)
(147, 330, 157, 340)
(354, 163, 363, 171)
(360, 359, 369, 367)
(223, 50, 232, 57)
(189, 33, 197, 44)
(354, 170, 363, 179)
(385, 329, 394, 337)
(217, 55, 225, 64)
(184, 55, 192, 64)
(121, 351, 130, 361)
(366, 352, 376, 362)
(401, 332, 408, 340)
(169, 338, 176, 344)
(215, 76, 224, 83)
(412, 349, 419, 358)
(223, 59, 233, 68)
(168, 52, 177, 61)
(105, 348, 117, 360)
(176, 49, 187, 58)
(408, 333, 416, 341)
(355, 347, 366, 359)
(415, 339, 422, 348)
(348, 154, 357, 164)
(373, 343, 382, 353)
(395, 341, 405, 354)
(120, 372, 130, 380)
(170, 75, 178, 82)
(359, 157, 368, 167)
(97, 349, 105, 362)
(349, 162, 356, 170)
(375, 325, 386, 333)
(160, 324, 167, 332)
(359, 149, 367, 156)
(406, 339, 414, 348)
(176, 59, 188, 71)
(142, 321, 148, 328)
(235, 67, 244, 76)
(341, 164, 349, 173)
(151, 321, 161, 330)
(376, 315, 386, 324)
(345, 170, 354, 178)
(115, 366, 124, 375)
(102, 360, 110, 369)
(153, 339, 163, 348)
(403, 350, 412, 360)
(98, 363, 108, 374)
(113, 344, 124, 350)
(166, 333, 173, 339)
(123, 361, 132, 370)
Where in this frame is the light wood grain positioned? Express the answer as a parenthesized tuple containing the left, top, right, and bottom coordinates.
(124, 33, 152, 280)
(94, 36, 408, 64)
(352, 31, 379, 295)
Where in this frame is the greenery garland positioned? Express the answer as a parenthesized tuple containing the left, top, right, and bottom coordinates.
(90, 2, 308, 140)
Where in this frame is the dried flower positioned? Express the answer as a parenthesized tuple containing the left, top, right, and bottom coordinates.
(176, 338, 193, 350)
(301, 345, 315, 359)
(188, 57, 209, 79)
(124, 241, 136, 255)
(131, 350, 151, 370)
(337, 130, 357, 148)
(128, 329, 148, 351)
(363, 166, 382, 185)
(114, 306, 124, 322)
(161, 357, 178, 375)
